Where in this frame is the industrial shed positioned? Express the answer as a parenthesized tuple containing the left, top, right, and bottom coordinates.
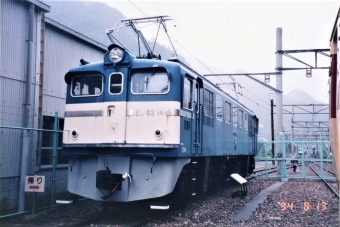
(0, 0, 106, 213)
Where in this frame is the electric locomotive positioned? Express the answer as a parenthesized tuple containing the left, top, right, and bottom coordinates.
(62, 16, 258, 206)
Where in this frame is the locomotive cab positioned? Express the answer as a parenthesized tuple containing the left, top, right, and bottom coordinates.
(63, 44, 181, 147)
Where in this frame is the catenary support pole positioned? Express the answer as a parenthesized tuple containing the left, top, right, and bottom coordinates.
(276, 28, 284, 176)
(271, 99, 275, 165)
(19, 4, 35, 212)
(51, 112, 59, 206)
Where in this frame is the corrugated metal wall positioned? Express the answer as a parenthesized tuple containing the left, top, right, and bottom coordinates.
(1, 0, 29, 82)
(1, 0, 30, 125)
(43, 21, 106, 117)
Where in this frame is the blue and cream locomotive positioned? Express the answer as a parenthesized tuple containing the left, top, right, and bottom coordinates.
(62, 16, 258, 206)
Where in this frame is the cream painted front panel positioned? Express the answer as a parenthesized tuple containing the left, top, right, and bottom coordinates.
(63, 103, 104, 144)
(63, 102, 127, 144)
(126, 101, 180, 144)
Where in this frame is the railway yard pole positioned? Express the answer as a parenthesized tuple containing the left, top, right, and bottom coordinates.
(276, 28, 284, 177)
(270, 91, 275, 165)
(19, 4, 35, 212)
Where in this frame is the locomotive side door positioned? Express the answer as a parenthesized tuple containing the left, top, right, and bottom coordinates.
(232, 105, 238, 155)
(193, 80, 202, 155)
(182, 76, 201, 155)
(252, 116, 258, 154)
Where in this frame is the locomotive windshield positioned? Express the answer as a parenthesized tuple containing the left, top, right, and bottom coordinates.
(131, 71, 169, 94)
(71, 74, 103, 97)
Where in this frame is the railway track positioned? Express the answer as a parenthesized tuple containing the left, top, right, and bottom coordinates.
(252, 163, 300, 178)
(254, 161, 339, 197)
(307, 162, 339, 198)
(311, 161, 337, 176)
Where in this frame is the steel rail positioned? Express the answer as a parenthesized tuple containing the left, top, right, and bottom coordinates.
(307, 163, 339, 198)
(312, 162, 336, 176)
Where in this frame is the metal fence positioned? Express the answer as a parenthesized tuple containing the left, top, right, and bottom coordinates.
(0, 113, 69, 218)
(255, 133, 334, 180)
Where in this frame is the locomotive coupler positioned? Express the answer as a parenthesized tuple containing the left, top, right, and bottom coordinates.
(101, 169, 132, 200)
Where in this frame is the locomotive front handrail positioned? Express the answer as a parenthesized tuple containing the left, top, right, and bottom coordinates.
(121, 153, 157, 173)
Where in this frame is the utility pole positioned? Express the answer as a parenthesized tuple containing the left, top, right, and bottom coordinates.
(276, 28, 284, 177)
(270, 91, 275, 165)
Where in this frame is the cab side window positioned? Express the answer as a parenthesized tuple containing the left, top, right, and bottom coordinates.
(183, 77, 193, 110)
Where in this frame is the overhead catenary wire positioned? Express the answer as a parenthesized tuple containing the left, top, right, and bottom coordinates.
(220, 84, 272, 112)
(312, 85, 330, 121)
(128, 0, 147, 16)
(150, 1, 236, 82)
(127, 0, 294, 130)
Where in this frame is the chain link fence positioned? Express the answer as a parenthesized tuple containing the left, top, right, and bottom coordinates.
(0, 113, 70, 218)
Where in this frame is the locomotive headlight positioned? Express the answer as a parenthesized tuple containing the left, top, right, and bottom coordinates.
(109, 47, 124, 63)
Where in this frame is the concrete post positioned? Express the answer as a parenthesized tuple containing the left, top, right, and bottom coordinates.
(19, 4, 35, 212)
(276, 28, 284, 177)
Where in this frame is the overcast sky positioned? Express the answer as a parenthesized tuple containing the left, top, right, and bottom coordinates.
(96, 0, 336, 104)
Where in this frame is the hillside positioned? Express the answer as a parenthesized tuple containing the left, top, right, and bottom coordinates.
(46, 1, 178, 61)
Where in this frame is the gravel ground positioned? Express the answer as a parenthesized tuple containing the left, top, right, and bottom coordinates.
(0, 165, 338, 227)
(144, 179, 339, 227)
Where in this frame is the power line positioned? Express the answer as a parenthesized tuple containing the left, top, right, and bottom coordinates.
(150, 2, 225, 76)
(128, 0, 147, 16)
